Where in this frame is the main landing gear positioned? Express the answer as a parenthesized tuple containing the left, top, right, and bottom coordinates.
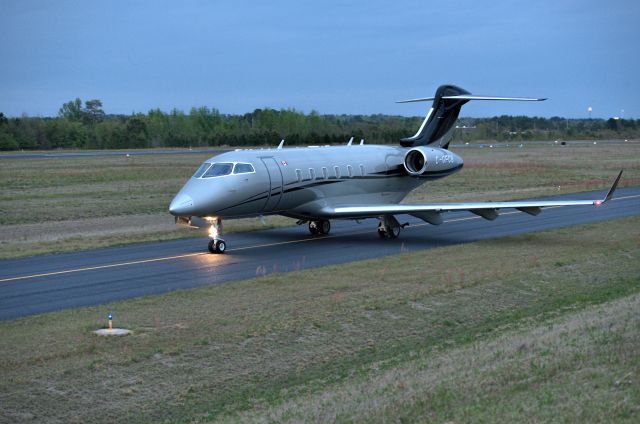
(307, 220, 331, 236)
(377, 215, 407, 239)
(207, 217, 226, 254)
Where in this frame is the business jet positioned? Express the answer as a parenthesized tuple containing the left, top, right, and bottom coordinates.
(169, 84, 622, 253)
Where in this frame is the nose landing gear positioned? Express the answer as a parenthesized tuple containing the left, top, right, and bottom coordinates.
(208, 238, 226, 254)
(207, 217, 226, 254)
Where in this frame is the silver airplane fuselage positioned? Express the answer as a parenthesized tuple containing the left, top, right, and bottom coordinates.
(169, 144, 462, 221)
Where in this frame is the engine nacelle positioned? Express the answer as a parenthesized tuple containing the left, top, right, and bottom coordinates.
(403, 146, 463, 177)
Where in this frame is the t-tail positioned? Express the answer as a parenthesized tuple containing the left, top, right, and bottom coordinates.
(398, 84, 546, 149)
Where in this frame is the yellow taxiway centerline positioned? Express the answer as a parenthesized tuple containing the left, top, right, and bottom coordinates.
(1, 194, 638, 284)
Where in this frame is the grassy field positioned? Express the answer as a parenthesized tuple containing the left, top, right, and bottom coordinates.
(1, 216, 638, 423)
(0, 141, 639, 259)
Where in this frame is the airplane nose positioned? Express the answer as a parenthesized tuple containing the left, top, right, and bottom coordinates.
(169, 193, 195, 216)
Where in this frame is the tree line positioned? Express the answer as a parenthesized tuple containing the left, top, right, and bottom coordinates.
(0, 98, 638, 150)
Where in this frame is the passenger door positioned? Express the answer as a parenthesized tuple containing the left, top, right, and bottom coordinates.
(260, 157, 283, 212)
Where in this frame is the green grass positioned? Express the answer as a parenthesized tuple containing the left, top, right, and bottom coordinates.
(1, 216, 638, 423)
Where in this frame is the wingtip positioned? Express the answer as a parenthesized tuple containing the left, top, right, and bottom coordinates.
(603, 170, 623, 203)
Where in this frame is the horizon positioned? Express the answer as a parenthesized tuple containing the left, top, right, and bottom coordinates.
(4, 108, 635, 122)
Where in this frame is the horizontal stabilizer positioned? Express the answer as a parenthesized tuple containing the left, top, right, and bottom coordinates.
(397, 95, 546, 103)
(396, 97, 435, 104)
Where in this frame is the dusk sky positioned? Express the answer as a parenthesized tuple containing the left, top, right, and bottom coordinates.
(1, 0, 638, 118)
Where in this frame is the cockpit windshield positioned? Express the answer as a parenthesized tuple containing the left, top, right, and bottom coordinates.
(202, 163, 234, 178)
(192, 162, 212, 178)
(193, 161, 255, 179)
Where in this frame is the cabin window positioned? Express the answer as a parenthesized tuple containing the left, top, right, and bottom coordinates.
(202, 163, 233, 178)
(193, 162, 212, 178)
(321, 167, 328, 180)
(359, 164, 365, 176)
(309, 168, 316, 180)
(295, 169, 302, 182)
(334, 166, 340, 179)
(347, 165, 353, 178)
(233, 163, 255, 174)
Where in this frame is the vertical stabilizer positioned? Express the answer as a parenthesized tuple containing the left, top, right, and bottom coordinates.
(398, 85, 545, 149)
(399, 85, 470, 149)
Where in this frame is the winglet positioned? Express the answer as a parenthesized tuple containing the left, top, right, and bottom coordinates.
(277, 139, 285, 149)
(602, 170, 623, 203)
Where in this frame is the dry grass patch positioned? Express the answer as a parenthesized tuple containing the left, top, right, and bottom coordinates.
(0, 216, 637, 423)
(225, 293, 640, 423)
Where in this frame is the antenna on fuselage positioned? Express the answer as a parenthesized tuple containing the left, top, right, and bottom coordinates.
(347, 137, 354, 146)
(277, 139, 285, 149)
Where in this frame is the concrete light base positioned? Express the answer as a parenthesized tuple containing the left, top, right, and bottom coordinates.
(93, 328, 132, 336)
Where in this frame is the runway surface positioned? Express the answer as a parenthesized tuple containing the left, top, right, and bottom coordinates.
(1, 187, 639, 320)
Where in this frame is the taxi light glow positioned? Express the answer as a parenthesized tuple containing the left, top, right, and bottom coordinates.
(209, 225, 219, 239)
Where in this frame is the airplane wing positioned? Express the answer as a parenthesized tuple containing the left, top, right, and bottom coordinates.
(329, 171, 623, 223)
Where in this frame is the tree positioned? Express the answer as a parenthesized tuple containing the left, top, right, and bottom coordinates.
(84, 99, 105, 125)
(125, 115, 149, 148)
(0, 130, 18, 150)
(46, 119, 88, 148)
(58, 98, 105, 125)
(13, 116, 47, 149)
(58, 98, 83, 121)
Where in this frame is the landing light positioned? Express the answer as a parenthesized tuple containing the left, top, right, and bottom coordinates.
(209, 225, 219, 239)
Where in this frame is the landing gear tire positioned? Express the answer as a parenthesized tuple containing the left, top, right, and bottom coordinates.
(388, 225, 401, 239)
(319, 220, 331, 235)
(378, 215, 401, 239)
(208, 239, 226, 254)
(309, 220, 330, 236)
(206, 217, 226, 254)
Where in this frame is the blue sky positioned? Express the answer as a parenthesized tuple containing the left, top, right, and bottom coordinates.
(1, 0, 638, 118)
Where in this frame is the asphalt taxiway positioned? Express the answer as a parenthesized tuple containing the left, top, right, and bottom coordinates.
(1, 187, 639, 320)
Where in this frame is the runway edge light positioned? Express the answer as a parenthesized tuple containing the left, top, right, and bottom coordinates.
(93, 312, 132, 336)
